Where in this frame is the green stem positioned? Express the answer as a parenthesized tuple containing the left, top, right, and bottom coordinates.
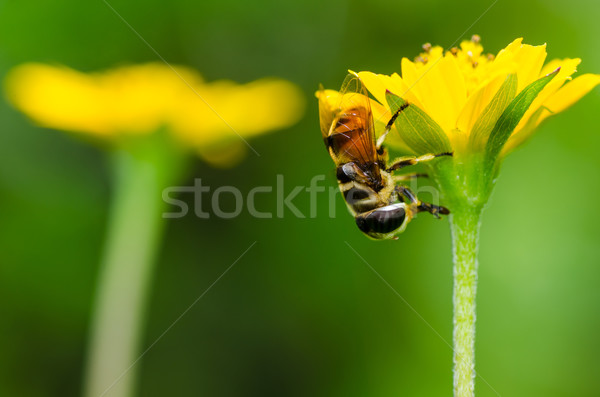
(83, 138, 182, 397)
(450, 206, 482, 397)
(432, 156, 488, 397)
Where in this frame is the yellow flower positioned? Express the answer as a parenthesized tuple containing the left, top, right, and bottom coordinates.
(5, 62, 305, 167)
(342, 36, 599, 156)
(316, 38, 600, 396)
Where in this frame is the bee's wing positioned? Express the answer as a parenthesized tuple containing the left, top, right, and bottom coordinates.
(327, 73, 379, 168)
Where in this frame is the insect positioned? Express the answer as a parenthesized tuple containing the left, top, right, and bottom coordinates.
(319, 72, 451, 240)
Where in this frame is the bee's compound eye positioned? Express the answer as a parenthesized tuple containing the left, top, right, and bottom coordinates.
(356, 204, 406, 235)
(336, 162, 358, 183)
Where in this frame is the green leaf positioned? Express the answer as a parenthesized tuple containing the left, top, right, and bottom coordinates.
(483, 68, 560, 177)
(468, 74, 517, 151)
(500, 106, 549, 155)
(385, 91, 452, 154)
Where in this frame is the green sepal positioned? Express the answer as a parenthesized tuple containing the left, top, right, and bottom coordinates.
(500, 105, 549, 155)
(385, 91, 452, 155)
(468, 74, 518, 151)
(483, 68, 560, 179)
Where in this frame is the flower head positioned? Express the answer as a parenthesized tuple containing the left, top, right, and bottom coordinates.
(5, 63, 305, 167)
(354, 36, 599, 157)
(317, 36, 599, 210)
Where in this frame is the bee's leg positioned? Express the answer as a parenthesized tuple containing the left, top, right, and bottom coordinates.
(376, 102, 410, 149)
(394, 185, 418, 205)
(392, 173, 428, 182)
(387, 152, 452, 172)
(417, 201, 450, 218)
(394, 185, 450, 218)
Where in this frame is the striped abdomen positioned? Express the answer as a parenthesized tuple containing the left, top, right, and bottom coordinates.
(336, 162, 384, 215)
(340, 182, 381, 214)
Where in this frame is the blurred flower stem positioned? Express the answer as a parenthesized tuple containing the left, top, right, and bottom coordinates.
(83, 132, 185, 397)
(5, 61, 304, 397)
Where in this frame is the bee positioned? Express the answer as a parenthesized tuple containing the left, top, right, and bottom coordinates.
(318, 72, 451, 240)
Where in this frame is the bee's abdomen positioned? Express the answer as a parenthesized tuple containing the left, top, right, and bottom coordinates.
(340, 183, 380, 214)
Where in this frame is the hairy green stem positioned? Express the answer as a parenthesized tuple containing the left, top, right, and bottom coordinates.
(431, 155, 488, 397)
(450, 206, 482, 397)
(83, 138, 182, 397)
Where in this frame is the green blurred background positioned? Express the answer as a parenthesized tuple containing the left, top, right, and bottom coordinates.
(1, 0, 599, 396)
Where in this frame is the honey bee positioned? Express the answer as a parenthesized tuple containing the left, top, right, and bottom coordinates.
(319, 72, 451, 240)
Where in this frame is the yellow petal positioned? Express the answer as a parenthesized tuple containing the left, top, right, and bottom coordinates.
(538, 58, 580, 95)
(5, 62, 304, 158)
(355, 72, 393, 129)
(506, 73, 600, 152)
(103, 63, 198, 135)
(512, 43, 547, 91)
(489, 39, 547, 92)
(513, 58, 581, 133)
(540, 58, 565, 76)
(456, 72, 509, 135)
(388, 73, 424, 108)
(492, 38, 523, 65)
(357, 71, 391, 108)
(540, 73, 600, 119)
(173, 78, 305, 147)
(399, 53, 467, 133)
(358, 71, 424, 108)
(316, 88, 342, 138)
(438, 54, 468, 124)
(400, 57, 425, 97)
(5, 63, 113, 136)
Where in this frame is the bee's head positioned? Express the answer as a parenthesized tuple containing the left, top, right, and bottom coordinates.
(355, 203, 413, 240)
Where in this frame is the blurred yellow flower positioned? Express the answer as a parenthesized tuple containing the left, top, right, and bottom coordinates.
(5, 62, 305, 166)
(323, 36, 599, 156)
